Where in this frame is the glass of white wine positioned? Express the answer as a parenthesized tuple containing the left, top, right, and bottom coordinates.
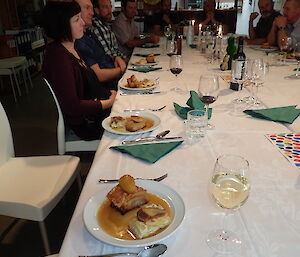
(207, 154, 250, 254)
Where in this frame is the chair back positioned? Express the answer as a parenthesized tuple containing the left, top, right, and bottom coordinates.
(0, 101, 15, 164)
(43, 78, 66, 155)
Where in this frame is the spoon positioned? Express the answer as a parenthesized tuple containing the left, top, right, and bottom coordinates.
(79, 243, 167, 257)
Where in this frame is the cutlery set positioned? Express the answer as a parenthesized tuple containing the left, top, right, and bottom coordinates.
(124, 105, 166, 112)
(120, 91, 163, 96)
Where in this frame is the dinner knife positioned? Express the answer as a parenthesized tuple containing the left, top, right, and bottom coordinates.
(121, 136, 183, 145)
(120, 91, 162, 96)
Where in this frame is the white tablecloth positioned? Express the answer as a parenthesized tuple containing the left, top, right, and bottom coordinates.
(59, 38, 300, 257)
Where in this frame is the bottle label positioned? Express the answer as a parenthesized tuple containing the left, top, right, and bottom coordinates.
(232, 60, 245, 80)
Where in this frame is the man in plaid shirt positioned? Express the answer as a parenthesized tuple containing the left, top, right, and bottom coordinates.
(89, 0, 127, 64)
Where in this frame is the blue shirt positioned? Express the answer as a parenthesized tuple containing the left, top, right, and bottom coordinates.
(75, 31, 118, 90)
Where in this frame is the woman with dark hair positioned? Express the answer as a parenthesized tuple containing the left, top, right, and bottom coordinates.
(42, 1, 116, 140)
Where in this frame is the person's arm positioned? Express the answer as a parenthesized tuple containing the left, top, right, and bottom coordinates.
(90, 63, 122, 82)
(267, 16, 288, 46)
(114, 56, 127, 73)
(100, 90, 117, 109)
(267, 19, 278, 46)
(249, 12, 259, 39)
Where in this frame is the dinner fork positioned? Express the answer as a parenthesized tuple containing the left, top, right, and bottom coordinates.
(98, 173, 168, 183)
(124, 105, 166, 112)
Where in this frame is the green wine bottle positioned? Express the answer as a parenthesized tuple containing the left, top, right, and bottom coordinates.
(226, 36, 237, 70)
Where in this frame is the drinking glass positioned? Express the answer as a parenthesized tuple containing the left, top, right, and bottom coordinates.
(198, 75, 219, 129)
(251, 59, 269, 107)
(285, 42, 300, 80)
(185, 109, 207, 143)
(279, 37, 292, 64)
(169, 55, 183, 78)
(164, 25, 172, 38)
(166, 39, 177, 57)
(207, 154, 250, 254)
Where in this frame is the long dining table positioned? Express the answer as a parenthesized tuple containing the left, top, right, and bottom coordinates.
(58, 37, 300, 257)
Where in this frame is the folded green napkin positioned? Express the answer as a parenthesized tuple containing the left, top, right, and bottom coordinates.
(190, 44, 197, 49)
(134, 53, 160, 57)
(128, 67, 162, 73)
(139, 44, 160, 48)
(173, 91, 212, 119)
(293, 68, 300, 71)
(244, 105, 300, 124)
(110, 141, 183, 163)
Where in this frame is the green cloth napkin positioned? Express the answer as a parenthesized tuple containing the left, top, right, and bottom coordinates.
(244, 105, 300, 124)
(190, 44, 197, 49)
(139, 44, 160, 48)
(293, 68, 300, 71)
(128, 67, 162, 73)
(110, 141, 183, 163)
(173, 91, 212, 119)
(134, 53, 160, 57)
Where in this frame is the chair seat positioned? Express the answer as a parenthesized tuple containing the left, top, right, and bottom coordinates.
(0, 56, 27, 68)
(0, 155, 80, 222)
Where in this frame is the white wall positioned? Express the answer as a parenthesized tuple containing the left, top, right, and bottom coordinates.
(235, 0, 254, 35)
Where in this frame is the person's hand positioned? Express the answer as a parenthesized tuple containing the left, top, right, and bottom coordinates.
(148, 34, 160, 44)
(250, 12, 259, 21)
(275, 16, 288, 28)
(114, 56, 126, 73)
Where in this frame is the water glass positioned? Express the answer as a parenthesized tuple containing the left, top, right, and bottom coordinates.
(185, 110, 207, 142)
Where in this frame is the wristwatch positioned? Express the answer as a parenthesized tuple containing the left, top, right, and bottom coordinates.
(278, 26, 287, 31)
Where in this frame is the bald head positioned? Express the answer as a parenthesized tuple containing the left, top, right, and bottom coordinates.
(284, 0, 300, 23)
(258, 0, 274, 17)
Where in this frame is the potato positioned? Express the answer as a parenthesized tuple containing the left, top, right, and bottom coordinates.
(119, 174, 137, 193)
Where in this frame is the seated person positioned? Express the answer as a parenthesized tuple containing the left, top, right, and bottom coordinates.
(75, 0, 125, 91)
(267, 0, 300, 47)
(42, 1, 116, 141)
(151, 0, 178, 36)
(247, 0, 281, 45)
(112, 0, 160, 58)
(200, 0, 228, 33)
(89, 0, 128, 61)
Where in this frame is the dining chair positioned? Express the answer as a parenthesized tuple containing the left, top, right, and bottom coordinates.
(43, 78, 100, 155)
(0, 56, 33, 102)
(0, 101, 82, 255)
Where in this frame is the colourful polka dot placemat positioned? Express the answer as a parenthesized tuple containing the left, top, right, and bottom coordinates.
(266, 133, 300, 169)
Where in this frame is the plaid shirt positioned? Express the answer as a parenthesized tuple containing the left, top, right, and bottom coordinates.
(88, 16, 126, 59)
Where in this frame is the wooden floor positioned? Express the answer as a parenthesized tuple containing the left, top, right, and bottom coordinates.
(0, 74, 95, 257)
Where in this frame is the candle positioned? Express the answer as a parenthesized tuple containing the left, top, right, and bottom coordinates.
(199, 23, 202, 34)
(192, 20, 195, 27)
(218, 25, 223, 37)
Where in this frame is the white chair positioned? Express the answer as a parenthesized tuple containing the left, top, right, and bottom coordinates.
(43, 78, 99, 155)
(0, 101, 82, 255)
(0, 56, 33, 102)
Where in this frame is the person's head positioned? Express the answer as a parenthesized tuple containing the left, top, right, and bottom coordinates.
(203, 0, 216, 13)
(258, 0, 274, 17)
(42, 1, 84, 42)
(162, 0, 171, 12)
(93, 0, 112, 21)
(121, 0, 137, 20)
(283, 0, 300, 24)
(76, 0, 94, 27)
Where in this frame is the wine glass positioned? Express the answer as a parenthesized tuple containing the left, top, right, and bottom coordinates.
(169, 55, 183, 78)
(279, 37, 292, 64)
(207, 154, 250, 254)
(251, 59, 269, 107)
(285, 41, 300, 80)
(166, 39, 177, 57)
(164, 25, 172, 39)
(198, 75, 219, 128)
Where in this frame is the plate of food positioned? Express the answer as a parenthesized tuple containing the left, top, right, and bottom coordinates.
(83, 175, 185, 247)
(119, 74, 159, 91)
(284, 53, 297, 63)
(249, 43, 277, 52)
(131, 54, 158, 67)
(102, 112, 161, 135)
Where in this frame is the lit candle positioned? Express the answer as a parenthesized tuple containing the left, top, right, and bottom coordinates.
(192, 20, 195, 27)
(199, 23, 202, 33)
(218, 25, 223, 37)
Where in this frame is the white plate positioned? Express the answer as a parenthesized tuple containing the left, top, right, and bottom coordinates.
(102, 112, 161, 135)
(130, 61, 158, 68)
(119, 74, 159, 91)
(249, 45, 278, 52)
(83, 180, 185, 247)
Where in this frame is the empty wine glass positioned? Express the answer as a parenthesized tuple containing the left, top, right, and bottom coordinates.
(285, 41, 300, 80)
(198, 75, 219, 129)
(251, 59, 269, 107)
(207, 154, 250, 254)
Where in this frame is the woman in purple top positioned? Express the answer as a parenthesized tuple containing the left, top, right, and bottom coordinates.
(42, 1, 116, 140)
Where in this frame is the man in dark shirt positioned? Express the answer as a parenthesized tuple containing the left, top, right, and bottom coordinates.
(247, 0, 281, 45)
